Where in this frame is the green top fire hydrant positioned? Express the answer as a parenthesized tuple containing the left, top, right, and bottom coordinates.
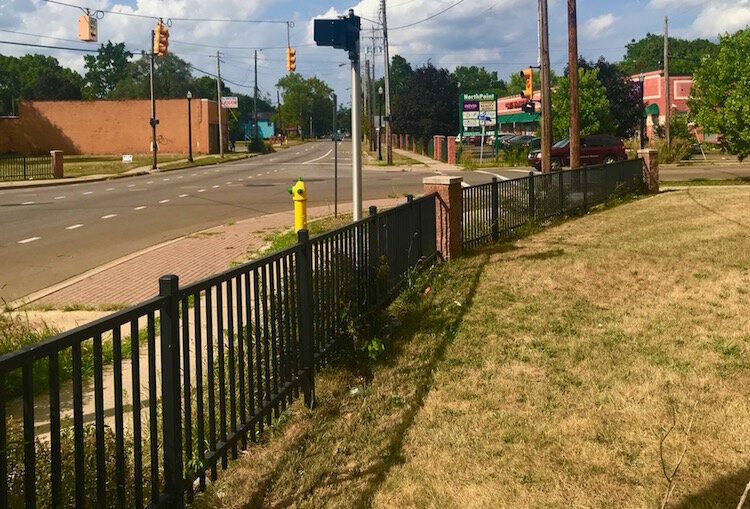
(289, 178, 307, 233)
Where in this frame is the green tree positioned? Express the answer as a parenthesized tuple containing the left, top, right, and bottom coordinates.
(276, 73, 333, 138)
(0, 53, 82, 112)
(452, 65, 507, 96)
(690, 28, 750, 160)
(374, 54, 414, 103)
(552, 68, 616, 141)
(392, 64, 458, 138)
(619, 33, 718, 75)
(109, 52, 193, 99)
(573, 57, 641, 139)
(83, 41, 133, 98)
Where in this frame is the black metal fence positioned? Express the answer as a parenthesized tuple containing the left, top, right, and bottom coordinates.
(0, 194, 440, 508)
(463, 159, 645, 249)
(0, 154, 52, 181)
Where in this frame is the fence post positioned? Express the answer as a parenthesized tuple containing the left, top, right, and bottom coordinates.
(368, 206, 379, 309)
(583, 167, 588, 212)
(637, 149, 659, 193)
(491, 177, 499, 242)
(296, 229, 315, 408)
(423, 176, 463, 259)
(528, 171, 535, 221)
(559, 169, 564, 215)
(158, 275, 184, 508)
(23, 156, 27, 180)
(50, 150, 64, 178)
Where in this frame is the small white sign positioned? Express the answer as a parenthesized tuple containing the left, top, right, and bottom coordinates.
(221, 97, 239, 109)
(122, 154, 133, 163)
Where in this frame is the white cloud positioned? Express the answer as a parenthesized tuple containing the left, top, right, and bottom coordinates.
(685, 2, 750, 37)
(584, 13, 616, 38)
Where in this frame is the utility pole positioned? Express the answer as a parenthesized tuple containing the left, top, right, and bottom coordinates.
(277, 88, 283, 144)
(567, 0, 580, 170)
(539, 0, 553, 173)
(332, 93, 338, 217)
(364, 58, 370, 150)
(664, 16, 670, 156)
(351, 19, 363, 220)
(150, 32, 158, 170)
(370, 30, 376, 153)
(216, 51, 224, 158)
(254, 50, 259, 142)
(381, 0, 393, 164)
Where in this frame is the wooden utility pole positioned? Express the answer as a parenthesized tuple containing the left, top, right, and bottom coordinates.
(277, 88, 283, 144)
(664, 16, 670, 156)
(364, 58, 370, 150)
(254, 50, 259, 141)
(567, 0, 580, 170)
(381, 0, 393, 164)
(539, 0, 553, 173)
(216, 51, 224, 158)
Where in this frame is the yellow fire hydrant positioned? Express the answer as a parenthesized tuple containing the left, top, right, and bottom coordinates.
(289, 178, 307, 233)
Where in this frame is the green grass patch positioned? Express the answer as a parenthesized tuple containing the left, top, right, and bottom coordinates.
(663, 178, 750, 186)
(159, 153, 249, 171)
(63, 154, 183, 177)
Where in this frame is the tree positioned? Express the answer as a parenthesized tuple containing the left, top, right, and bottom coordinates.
(374, 54, 414, 103)
(619, 33, 718, 75)
(83, 41, 133, 98)
(276, 73, 333, 138)
(551, 67, 616, 141)
(109, 52, 193, 99)
(452, 65, 507, 96)
(573, 57, 641, 139)
(690, 28, 750, 160)
(0, 53, 82, 111)
(392, 64, 458, 138)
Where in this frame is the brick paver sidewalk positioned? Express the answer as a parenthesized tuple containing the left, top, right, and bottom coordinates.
(34, 198, 403, 308)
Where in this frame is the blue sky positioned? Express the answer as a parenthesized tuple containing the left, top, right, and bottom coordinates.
(1, 0, 749, 105)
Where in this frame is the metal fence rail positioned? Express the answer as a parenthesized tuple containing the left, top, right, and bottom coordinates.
(0, 194, 440, 508)
(462, 159, 645, 248)
(0, 154, 52, 181)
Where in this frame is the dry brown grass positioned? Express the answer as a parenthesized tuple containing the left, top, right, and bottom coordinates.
(194, 187, 750, 508)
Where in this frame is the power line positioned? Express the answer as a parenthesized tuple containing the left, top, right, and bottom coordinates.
(390, 0, 466, 30)
(0, 39, 98, 52)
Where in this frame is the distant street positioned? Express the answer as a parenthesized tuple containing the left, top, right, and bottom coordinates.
(0, 141, 492, 302)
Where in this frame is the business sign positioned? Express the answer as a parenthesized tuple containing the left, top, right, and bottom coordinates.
(221, 97, 239, 109)
(460, 93, 497, 134)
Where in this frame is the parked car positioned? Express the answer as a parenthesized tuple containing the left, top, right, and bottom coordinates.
(527, 134, 626, 170)
(502, 135, 536, 148)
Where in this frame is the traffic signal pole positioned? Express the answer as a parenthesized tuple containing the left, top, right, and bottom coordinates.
(352, 48, 363, 221)
(150, 31, 157, 170)
(381, 0, 393, 165)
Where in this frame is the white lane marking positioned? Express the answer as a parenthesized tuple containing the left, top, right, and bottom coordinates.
(106, 187, 115, 191)
(101, 214, 117, 219)
(128, 184, 135, 188)
(22, 201, 35, 205)
(18, 237, 40, 244)
(134, 206, 146, 210)
(54, 196, 65, 200)
(159, 199, 170, 204)
(191, 173, 197, 176)
(147, 181, 154, 184)
(177, 176, 183, 179)
(198, 189, 206, 193)
(163, 178, 170, 181)
(257, 173, 262, 176)
(214, 169, 220, 173)
(178, 194, 189, 198)
(66, 224, 84, 230)
(273, 170, 277, 173)
(302, 148, 333, 165)
(83, 191, 93, 195)
(269, 158, 277, 162)
(477, 170, 509, 181)
(212, 185, 220, 189)
(295, 151, 301, 155)
(226, 181, 232, 185)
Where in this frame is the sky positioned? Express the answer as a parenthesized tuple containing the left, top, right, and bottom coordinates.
(1, 0, 749, 107)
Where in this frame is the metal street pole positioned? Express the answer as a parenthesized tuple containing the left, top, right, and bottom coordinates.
(332, 93, 338, 217)
(381, 0, 393, 164)
(150, 32, 157, 170)
(567, 0, 580, 170)
(378, 86, 383, 161)
(351, 44, 363, 221)
(216, 51, 224, 158)
(254, 50, 259, 142)
(187, 91, 193, 162)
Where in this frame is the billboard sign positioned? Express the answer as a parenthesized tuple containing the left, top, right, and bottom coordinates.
(221, 97, 239, 109)
(460, 93, 497, 134)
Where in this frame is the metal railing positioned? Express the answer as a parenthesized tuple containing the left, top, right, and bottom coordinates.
(0, 194, 441, 508)
(0, 154, 52, 181)
(462, 159, 645, 249)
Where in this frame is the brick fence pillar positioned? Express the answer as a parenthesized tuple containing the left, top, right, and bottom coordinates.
(447, 136, 457, 165)
(50, 150, 64, 178)
(405, 134, 410, 152)
(638, 149, 659, 193)
(412, 137, 417, 153)
(400, 134, 404, 149)
(423, 176, 463, 260)
(435, 135, 445, 161)
(421, 138, 426, 156)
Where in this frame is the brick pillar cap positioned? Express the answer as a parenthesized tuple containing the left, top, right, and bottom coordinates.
(50, 150, 63, 155)
(423, 176, 462, 185)
(637, 149, 658, 156)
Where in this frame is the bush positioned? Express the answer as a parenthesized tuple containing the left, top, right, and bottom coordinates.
(247, 139, 274, 154)
(653, 137, 695, 163)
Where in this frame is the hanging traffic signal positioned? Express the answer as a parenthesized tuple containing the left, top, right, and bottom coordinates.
(520, 68, 533, 99)
(286, 47, 296, 72)
(522, 102, 535, 114)
(153, 22, 169, 56)
(78, 13, 97, 42)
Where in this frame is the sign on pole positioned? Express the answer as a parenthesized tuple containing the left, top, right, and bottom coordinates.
(221, 97, 239, 109)
(460, 92, 498, 156)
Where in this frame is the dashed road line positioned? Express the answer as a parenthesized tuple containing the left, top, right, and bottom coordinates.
(21, 201, 35, 205)
(163, 178, 170, 181)
(101, 214, 117, 219)
(226, 181, 232, 185)
(147, 181, 154, 184)
(54, 196, 65, 200)
(198, 189, 206, 193)
(106, 187, 115, 191)
(18, 237, 40, 244)
(212, 185, 220, 189)
(128, 184, 136, 188)
(159, 199, 170, 204)
(178, 194, 189, 198)
(83, 191, 93, 195)
(134, 206, 146, 210)
(66, 224, 84, 230)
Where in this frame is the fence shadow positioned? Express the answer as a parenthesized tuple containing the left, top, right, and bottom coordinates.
(674, 466, 750, 508)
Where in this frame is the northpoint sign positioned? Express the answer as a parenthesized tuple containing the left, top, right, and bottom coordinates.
(460, 93, 497, 135)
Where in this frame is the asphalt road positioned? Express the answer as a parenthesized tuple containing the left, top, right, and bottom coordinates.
(0, 141, 497, 302)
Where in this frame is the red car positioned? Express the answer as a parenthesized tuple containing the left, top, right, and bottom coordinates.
(527, 134, 627, 170)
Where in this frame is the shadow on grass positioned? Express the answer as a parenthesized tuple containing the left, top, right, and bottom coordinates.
(674, 466, 750, 509)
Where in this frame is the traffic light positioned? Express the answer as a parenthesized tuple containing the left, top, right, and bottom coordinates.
(78, 14, 97, 42)
(153, 22, 169, 56)
(522, 102, 535, 114)
(286, 47, 296, 72)
(520, 68, 533, 99)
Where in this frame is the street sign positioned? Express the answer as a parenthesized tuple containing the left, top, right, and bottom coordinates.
(221, 97, 238, 109)
(460, 93, 497, 136)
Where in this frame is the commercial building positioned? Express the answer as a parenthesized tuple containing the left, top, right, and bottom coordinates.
(496, 91, 541, 135)
(0, 98, 228, 156)
(630, 70, 693, 139)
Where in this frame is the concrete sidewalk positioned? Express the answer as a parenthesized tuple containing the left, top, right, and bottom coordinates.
(16, 197, 405, 321)
(392, 148, 464, 173)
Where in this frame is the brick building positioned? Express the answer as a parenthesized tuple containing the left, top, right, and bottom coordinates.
(630, 70, 693, 139)
(0, 98, 228, 156)
(496, 91, 541, 135)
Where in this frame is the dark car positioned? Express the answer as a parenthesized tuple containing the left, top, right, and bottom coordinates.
(527, 134, 626, 170)
(503, 135, 536, 147)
